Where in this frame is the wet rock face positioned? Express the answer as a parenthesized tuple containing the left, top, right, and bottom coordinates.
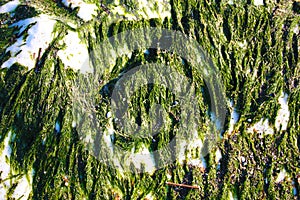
(0, 0, 299, 199)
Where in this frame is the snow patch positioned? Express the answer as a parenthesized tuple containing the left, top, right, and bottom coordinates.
(11, 174, 33, 200)
(42, 137, 46, 145)
(0, 0, 19, 13)
(292, 180, 297, 195)
(103, 119, 115, 154)
(0, 131, 12, 198)
(77, 3, 98, 21)
(176, 130, 208, 168)
(228, 190, 238, 200)
(254, 0, 264, 6)
(215, 148, 222, 163)
(228, 100, 239, 134)
(293, 25, 299, 35)
(247, 118, 274, 137)
(57, 30, 91, 71)
(1, 15, 56, 70)
(275, 169, 286, 183)
(185, 130, 207, 168)
(110, 0, 171, 21)
(0, 131, 12, 177)
(55, 121, 60, 132)
(128, 145, 156, 174)
(275, 92, 289, 131)
(61, 0, 97, 21)
(177, 140, 187, 164)
(228, 0, 234, 5)
(145, 193, 154, 200)
(72, 121, 77, 128)
(237, 40, 247, 49)
(106, 111, 112, 118)
(210, 112, 222, 135)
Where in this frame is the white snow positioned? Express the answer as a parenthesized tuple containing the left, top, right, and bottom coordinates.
(185, 130, 207, 168)
(42, 137, 46, 145)
(61, 0, 97, 21)
(237, 40, 247, 49)
(188, 157, 201, 167)
(144, 193, 154, 200)
(215, 148, 222, 163)
(106, 111, 112, 118)
(275, 169, 287, 183)
(1, 14, 56, 70)
(293, 25, 299, 35)
(144, 49, 150, 55)
(292, 180, 297, 195)
(72, 121, 77, 128)
(177, 140, 187, 164)
(57, 30, 91, 71)
(275, 92, 290, 131)
(11, 174, 33, 200)
(0, 0, 19, 13)
(201, 156, 207, 168)
(166, 172, 172, 180)
(210, 112, 222, 134)
(0, 131, 12, 185)
(103, 119, 115, 154)
(77, 3, 98, 21)
(127, 145, 156, 174)
(110, 0, 171, 21)
(176, 130, 207, 168)
(293, 187, 297, 195)
(0, 131, 12, 198)
(293, 24, 299, 34)
(228, 100, 239, 134)
(55, 121, 60, 132)
(136, 0, 171, 19)
(247, 118, 274, 137)
(228, 190, 238, 200)
(254, 0, 264, 6)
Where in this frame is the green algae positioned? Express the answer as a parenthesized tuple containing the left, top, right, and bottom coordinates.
(0, 0, 299, 199)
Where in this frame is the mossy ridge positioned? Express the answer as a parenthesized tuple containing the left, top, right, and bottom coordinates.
(0, 0, 299, 199)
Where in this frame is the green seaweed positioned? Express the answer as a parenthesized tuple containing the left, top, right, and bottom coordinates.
(0, 0, 299, 199)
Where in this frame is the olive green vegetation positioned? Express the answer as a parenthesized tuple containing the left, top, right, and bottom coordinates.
(0, 0, 299, 199)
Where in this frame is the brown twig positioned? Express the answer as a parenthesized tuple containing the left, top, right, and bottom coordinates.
(34, 48, 42, 72)
(166, 182, 200, 189)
